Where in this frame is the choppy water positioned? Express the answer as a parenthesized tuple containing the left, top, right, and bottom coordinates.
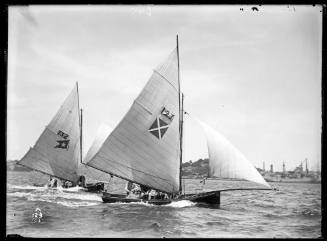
(6, 171, 321, 238)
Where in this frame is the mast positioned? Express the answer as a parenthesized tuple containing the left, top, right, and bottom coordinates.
(177, 34, 183, 194)
(76, 81, 83, 164)
(180, 93, 184, 193)
(80, 108, 83, 164)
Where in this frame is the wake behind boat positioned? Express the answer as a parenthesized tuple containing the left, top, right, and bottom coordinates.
(85, 35, 273, 206)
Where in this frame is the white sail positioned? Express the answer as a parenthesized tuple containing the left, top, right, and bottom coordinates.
(86, 48, 181, 194)
(18, 84, 81, 184)
(83, 123, 113, 164)
(78, 123, 114, 183)
(198, 120, 271, 188)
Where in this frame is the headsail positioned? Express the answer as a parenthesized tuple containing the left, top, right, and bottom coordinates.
(78, 123, 114, 183)
(18, 84, 81, 184)
(83, 123, 113, 164)
(198, 120, 271, 188)
(86, 48, 181, 194)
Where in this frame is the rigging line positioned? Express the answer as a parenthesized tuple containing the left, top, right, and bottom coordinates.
(153, 69, 179, 93)
(133, 100, 152, 115)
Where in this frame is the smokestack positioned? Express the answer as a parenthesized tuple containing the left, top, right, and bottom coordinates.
(270, 164, 273, 173)
(283, 162, 286, 174)
(263, 161, 265, 171)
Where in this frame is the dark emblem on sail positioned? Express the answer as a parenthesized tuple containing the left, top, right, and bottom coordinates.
(148, 107, 174, 140)
(161, 107, 175, 121)
(55, 140, 70, 149)
(55, 130, 70, 150)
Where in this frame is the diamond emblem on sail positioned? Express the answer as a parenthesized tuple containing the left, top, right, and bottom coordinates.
(148, 107, 174, 139)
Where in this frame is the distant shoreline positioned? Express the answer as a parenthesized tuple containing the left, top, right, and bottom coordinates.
(7, 171, 320, 184)
(182, 176, 320, 184)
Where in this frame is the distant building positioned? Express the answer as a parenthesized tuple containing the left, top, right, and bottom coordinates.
(293, 162, 305, 178)
(270, 164, 273, 173)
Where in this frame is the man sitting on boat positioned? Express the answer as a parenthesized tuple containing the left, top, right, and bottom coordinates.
(147, 189, 158, 200)
(47, 177, 59, 188)
(78, 175, 86, 188)
(127, 183, 143, 199)
(125, 181, 133, 195)
(62, 180, 73, 188)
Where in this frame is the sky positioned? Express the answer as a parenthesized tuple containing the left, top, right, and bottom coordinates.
(7, 5, 322, 172)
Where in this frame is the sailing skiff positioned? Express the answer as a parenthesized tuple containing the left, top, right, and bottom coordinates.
(17, 83, 110, 192)
(85, 35, 272, 206)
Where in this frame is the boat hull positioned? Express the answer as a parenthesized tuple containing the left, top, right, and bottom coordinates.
(84, 182, 104, 193)
(102, 191, 220, 206)
(184, 191, 220, 205)
(102, 193, 172, 205)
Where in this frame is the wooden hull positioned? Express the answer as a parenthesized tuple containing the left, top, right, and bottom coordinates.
(102, 193, 172, 205)
(184, 191, 220, 205)
(84, 183, 104, 193)
(102, 191, 220, 206)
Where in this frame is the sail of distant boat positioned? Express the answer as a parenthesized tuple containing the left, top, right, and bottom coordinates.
(78, 123, 113, 183)
(86, 47, 181, 194)
(18, 83, 81, 184)
(197, 120, 271, 188)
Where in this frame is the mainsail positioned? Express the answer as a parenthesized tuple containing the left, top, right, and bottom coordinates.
(86, 48, 181, 194)
(18, 83, 81, 184)
(198, 120, 271, 188)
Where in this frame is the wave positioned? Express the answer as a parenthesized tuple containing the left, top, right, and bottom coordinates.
(166, 200, 195, 208)
(56, 186, 87, 192)
(8, 184, 88, 193)
(57, 192, 103, 202)
(206, 221, 226, 226)
(8, 184, 48, 190)
(105, 200, 195, 208)
(8, 192, 34, 198)
(7, 189, 103, 207)
(300, 208, 321, 217)
(28, 196, 100, 207)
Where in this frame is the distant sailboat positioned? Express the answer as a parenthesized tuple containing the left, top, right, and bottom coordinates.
(85, 36, 272, 205)
(79, 123, 114, 191)
(17, 82, 110, 192)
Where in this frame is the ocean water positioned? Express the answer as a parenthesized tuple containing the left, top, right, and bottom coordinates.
(6, 171, 321, 238)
